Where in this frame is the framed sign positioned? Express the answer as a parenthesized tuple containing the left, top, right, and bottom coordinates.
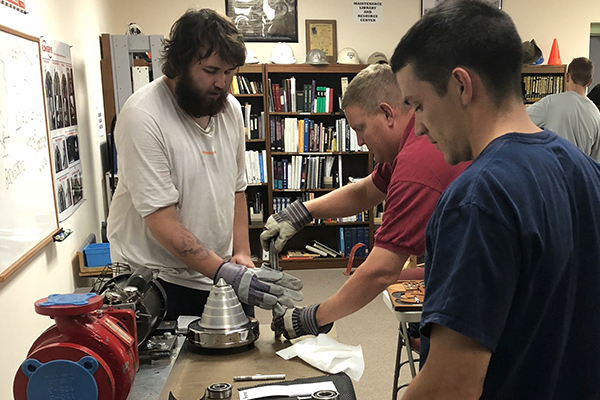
(226, 0, 298, 42)
(305, 20, 337, 64)
(422, 0, 501, 16)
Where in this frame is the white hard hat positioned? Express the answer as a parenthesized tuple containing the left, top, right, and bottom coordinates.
(337, 47, 360, 64)
(305, 48, 329, 65)
(367, 51, 388, 65)
(245, 48, 259, 64)
(271, 43, 296, 64)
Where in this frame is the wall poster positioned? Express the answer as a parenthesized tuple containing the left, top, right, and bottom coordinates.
(226, 0, 298, 42)
(41, 39, 83, 222)
(1, 0, 26, 14)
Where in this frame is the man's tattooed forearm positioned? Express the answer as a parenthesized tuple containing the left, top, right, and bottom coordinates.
(174, 231, 210, 258)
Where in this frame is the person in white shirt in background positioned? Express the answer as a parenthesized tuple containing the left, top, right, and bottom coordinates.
(527, 57, 600, 161)
(107, 8, 302, 320)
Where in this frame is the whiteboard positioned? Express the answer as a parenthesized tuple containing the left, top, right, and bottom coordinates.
(0, 25, 59, 282)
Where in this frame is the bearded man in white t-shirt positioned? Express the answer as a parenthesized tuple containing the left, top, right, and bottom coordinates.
(107, 9, 302, 320)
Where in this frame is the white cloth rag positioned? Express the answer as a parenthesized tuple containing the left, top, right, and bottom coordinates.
(276, 334, 365, 381)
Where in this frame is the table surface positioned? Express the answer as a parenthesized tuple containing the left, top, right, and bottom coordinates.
(137, 325, 328, 400)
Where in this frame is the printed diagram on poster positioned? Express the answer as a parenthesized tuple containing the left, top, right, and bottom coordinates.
(353, 2, 383, 24)
(226, 0, 298, 42)
(41, 39, 84, 221)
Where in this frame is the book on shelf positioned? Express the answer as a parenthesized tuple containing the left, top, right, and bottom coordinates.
(290, 76, 296, 112)
(310, 79, 317, 112)
(312, 240, 341, 258)
(337, 226, 369, 258)
(245, 150, 268, 184)
(231, 76, 240, 94)
(283, 250, 320, 260)
(271, 116, 358, 153)
(247, 191, 263, 225)
(341, 76, 349, 98)
(231, 75, 263, 95)
(304, 83, 311, 114)
(267, 78, 274, 111)
(296, 91, 305, 112)
(305, 244, 328, 257)
(241, 104, 265, 140)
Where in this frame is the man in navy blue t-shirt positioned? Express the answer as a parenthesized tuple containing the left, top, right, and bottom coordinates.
(391, 1, 600, 399)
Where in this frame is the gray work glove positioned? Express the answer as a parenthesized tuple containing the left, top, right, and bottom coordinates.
(260, 200, 313, 253)
(214, 262, 303, 314)
(251, 264, 304, 302)
(271, 304, 333, 340)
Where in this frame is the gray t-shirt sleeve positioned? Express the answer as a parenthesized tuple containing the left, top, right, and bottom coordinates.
(115, 107, 179, 217)
(587, 115, 600, 163)
(526, 97, 550, 128)
(232, 99, 248, 192)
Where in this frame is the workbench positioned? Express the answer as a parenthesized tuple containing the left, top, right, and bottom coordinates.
(130, 325, 330, 400)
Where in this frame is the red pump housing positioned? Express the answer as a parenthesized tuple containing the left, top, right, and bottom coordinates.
(13, 293, 139, 400)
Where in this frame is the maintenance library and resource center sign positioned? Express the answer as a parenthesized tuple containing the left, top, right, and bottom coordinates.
(353, 1, 383, 24)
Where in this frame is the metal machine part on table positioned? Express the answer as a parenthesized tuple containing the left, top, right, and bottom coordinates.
(187, 278, 259, 349)
(297, 391, 341, 400)
(312, 390, 340, 400)
(13, 293, 139, 400)
(269, 240, 281, 271)
(97, 265, 168, 347)
(139, 331, 178, 362)
(204, 382, 233, 399)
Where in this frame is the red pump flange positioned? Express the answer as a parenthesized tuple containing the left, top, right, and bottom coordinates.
(13, 293, 139, 400)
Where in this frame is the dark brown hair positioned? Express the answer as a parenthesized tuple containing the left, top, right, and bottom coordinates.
(161, 9, 245, 79)
(568, 57, 594, 87)
(391, 0, 523, 108)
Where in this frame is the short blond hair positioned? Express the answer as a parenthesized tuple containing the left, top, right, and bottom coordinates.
(342, 64, 404, 115)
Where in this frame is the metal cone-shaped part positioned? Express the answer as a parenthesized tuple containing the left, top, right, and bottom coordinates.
(199, 278, 249, 329)
(187, 278, 259, 349)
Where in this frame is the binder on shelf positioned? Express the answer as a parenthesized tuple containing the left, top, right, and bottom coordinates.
(303, 118, 310, 153)
(311, 79, 317, 112)
(262, 150, 268, 183)
(282, 158, 288, 189)
(304, 83, 311, 114)
(258, 151, 264, 183)
(290, 76, 297, 112)
(296, 91, 305, 112)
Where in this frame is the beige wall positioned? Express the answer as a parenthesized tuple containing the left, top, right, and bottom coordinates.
(1, 0, 600, 398)
(105, 0, 600, 67)
(507, 0, 600, 64)
(0, 0, 111, 396)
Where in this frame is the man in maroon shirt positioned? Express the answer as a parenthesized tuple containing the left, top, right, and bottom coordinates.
(261, 64, 468, 338)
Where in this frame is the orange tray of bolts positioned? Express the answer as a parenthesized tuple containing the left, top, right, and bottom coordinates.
(386, 280, 425, 311)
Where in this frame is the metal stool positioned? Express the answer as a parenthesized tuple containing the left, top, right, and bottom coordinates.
(383, 291, 422, 400)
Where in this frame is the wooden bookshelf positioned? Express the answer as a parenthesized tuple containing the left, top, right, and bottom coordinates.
(521, 64, 567, 104)
(237, 64, 374, 268)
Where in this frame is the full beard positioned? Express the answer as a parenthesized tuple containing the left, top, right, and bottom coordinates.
(174, 71, 228, 118)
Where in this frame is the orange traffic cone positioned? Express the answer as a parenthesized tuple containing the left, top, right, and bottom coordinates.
(548, 38, 562, 65)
